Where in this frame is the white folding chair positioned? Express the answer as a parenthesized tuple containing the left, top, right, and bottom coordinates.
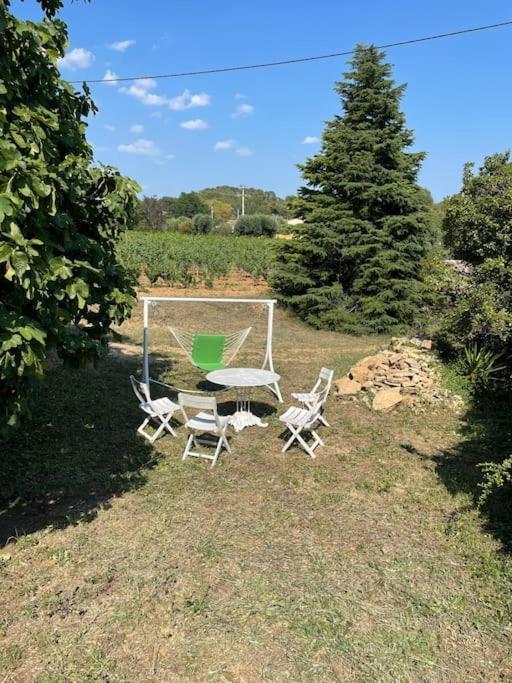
(130, 375, 179, 443)
(292, 367, 333, 427)
(279, 383, 331, 458)
(178, 393, 231, 466)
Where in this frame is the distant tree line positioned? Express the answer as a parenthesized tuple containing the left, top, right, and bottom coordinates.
(133, 189, 286, 236)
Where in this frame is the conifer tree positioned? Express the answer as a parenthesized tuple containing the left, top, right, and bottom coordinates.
(271, 45, 434, 333)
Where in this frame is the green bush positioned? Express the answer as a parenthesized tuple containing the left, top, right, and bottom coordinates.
(234, 214, 278, 237)
(438, 154, 512, 375)
(165, 217, 182, 232)
(210, 222, 234, 236)
(192, 213, 213, 234)
(177, 217, 194, 234)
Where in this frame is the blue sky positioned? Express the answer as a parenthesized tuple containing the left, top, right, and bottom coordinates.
(13, 0, 512, 201)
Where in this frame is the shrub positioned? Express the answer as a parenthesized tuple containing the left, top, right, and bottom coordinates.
(165, 217, 182, 232)
(192, 213, 213, 234)
(437, 154, 512, 380)
(234, 214, 278, 237)
(459, 344, 506, 389)
(210, 222, 234, 236)
(176, 217, 193, 234)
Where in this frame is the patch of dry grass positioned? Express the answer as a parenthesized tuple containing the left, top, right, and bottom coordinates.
(1, 283, 511, 681)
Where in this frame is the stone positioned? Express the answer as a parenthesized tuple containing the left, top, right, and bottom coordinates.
(389, 352, 404, 365)
(357, 355, 378, 368)
(334, 377, 362, 395)
(401, 395, 416, 407)
(373, 387, 403, 412)
(421, 339, 433, 350)
(362, 381, 374, 390)
(349, 365, 370, 383)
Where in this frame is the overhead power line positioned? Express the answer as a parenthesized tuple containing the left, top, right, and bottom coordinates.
(72, 20, 512, 85)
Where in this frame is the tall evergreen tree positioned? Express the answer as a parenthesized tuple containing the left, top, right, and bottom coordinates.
(271, 45, 434, 333)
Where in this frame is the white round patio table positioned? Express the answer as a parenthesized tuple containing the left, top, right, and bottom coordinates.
(206, 367, 281, 432)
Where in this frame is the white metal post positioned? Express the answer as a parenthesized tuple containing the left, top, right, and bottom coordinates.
(262, 301, 282, 402)
(143, 299, 150, 385)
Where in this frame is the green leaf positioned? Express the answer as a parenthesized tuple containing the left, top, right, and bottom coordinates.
(11, 251, 30, 278)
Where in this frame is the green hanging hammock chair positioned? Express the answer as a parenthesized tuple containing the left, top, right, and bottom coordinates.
(169, 326, 253, 372)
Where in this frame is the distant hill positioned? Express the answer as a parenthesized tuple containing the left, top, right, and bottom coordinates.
(197, 186, 290, 217)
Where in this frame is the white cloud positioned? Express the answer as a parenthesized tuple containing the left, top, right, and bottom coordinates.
(302, 135, 320, 144)
(235, 92, 247, 100)
(120, 81, 211, 111)
(236, 146, 254, 157)
(168, 89, 211, 110)
(109, 39, 136, 52)
(58, 47, 95, 71)
(214, 139, 253, 156)
(117, 138, 160, 156)
(104, 124, 116, 132)
(120, 79, 169, 106)
(180, 119, 208, 130)
(130, 124, 144, 133)
(102, 69, 118, 85)
(214, 139, 236, 151)
(231, 103, 254, 118)
(166, 153, 176, 160)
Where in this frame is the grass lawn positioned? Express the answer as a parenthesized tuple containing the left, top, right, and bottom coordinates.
(1, 282, 511, 681)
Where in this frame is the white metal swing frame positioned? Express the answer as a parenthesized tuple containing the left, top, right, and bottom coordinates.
(141, 296, 283, 402)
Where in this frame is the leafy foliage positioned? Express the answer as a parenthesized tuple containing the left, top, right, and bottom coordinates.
(460, 344, 506, 388)
(234, 214, 278, 237)
(135, 195, 168, 231)
(0, 2, 139, 436)
(118, 232, 274, 286)
(480, 457, 512, 506)
(438, 154, 512, 361)
(438, 153, 512, 513)
(206, 198, 235, 222)
(165, 191, 209, 219)
(271, 45, 434, 333)
(192, 213, 213, 234)
(444, 153, 512, 264)
(198, 186, 289, 217)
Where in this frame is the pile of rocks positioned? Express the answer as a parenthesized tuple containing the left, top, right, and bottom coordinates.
(334, 338, 446, 411)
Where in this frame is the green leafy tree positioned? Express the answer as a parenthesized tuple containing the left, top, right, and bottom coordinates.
(134, 195, 168, 231)
(443, 152, 512, 264)
(0, 0, 139, 436)
(271, 45, 434, 333)
(438, 152, 512, 359)
(198, 186, 290, 217)
(207, 198, 234, 222)
(168, 192, 208, 218)
(234, 214, 278, 237)
(192, 213, 213, 234)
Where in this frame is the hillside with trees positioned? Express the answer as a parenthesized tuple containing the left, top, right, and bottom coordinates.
(197, 186, 290, 217)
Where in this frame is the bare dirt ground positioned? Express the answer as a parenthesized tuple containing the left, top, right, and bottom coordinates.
(1, 281, 511, 682)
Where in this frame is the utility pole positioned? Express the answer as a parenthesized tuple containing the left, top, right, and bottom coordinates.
(240, 185, 245, 216)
